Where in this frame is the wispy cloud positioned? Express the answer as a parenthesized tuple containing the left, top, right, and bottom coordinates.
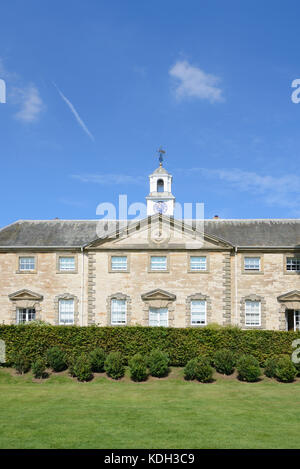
(53, 83, 95, 141)
(14, 85, 44, 122)
(71, 173, 144, 185)
(0, 58, 44, 123)
(169, 60, 223, 103)
(59, 197, 87, 208)
(185, 167, 300, 213)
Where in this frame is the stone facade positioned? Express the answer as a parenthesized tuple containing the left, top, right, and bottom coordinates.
(0, 223, 299, 330)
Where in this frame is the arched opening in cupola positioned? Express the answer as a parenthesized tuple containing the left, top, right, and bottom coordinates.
(157, 179, 164, 192)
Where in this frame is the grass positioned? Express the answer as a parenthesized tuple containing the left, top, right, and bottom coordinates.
(0, 367, 300, 449)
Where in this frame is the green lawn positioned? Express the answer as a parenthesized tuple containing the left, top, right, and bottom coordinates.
(0, 367, 300, 449)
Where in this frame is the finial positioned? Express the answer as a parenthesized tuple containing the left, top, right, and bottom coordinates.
(157, 147, 166, 167)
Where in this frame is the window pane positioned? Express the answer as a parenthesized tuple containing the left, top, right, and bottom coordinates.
(111, 299, 126, 324)
(149, 307, 168, 326)
(17, 308, 36, 324)
(111, 256, 127, 271)
(245, 300, 261, 326)
(59, 257, 75, 271)
(286, 257, 300, 271)
(190, 256, 207, 271)
(191, 300, 206, 325)
(19, 257, 35, 270)
(59, 299, 74, 325)
(244, 257, 260, 271)
(150, 256, 167, 271)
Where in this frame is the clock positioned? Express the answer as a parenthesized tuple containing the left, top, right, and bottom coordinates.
(154, 201, 168, 214)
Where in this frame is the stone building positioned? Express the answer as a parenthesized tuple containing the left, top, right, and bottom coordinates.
(0, 161, 299, 330)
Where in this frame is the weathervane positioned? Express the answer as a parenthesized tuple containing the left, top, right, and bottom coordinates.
(157, 147, 166, 166)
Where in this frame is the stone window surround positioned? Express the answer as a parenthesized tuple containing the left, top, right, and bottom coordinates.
(16, 253, 38, 274)
(54, 293, 79, 326)
(187, 252, 210, 273)
(241, 254, 264, 275)
(283, 253, 300, 275)
(106, 292, 132, 326)
(56, 253, 78, 274)
(185, 293, 212, 327)
(9, 289, 43, 324)
(240, 294, 266, 329)
(148, 252, 170, 273)
(108, 252, 131, 273)
(141, 289, 176, 327)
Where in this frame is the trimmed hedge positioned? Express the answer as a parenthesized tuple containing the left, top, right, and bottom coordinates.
(0, 325, 299, 367)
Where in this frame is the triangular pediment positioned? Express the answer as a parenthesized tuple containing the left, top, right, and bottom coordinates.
(86, 215, 232, 250)
(141, 288, 176, 301)
(9, 289, 43, 301)
(278, 290, 300, 302)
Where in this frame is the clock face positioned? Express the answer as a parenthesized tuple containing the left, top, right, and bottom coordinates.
(154, 201, 167, 214)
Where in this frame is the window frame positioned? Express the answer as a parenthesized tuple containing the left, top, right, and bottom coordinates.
(245, 300, 261, 327)
(16, 307, 36, 324)
(58, 298, 75, 325)
(285, 255, 300, 273)
(187, 252, 210, 273)
(149, 307, 169, 327)
(242, 254, 263, 275)
(148, 253, 169, 273)
(16, 255, 37, 274)
(244, 256, 261, 272)
(190, 299, 207, 326)
(56, 253, 78, 274)
(110, 298, 127, 325)
(108, 253, 130, 273)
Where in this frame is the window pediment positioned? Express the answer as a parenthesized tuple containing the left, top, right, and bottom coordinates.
(9, 289, 43, 302)
(278, 291, 300, 302)
(141, 289, 176, 302)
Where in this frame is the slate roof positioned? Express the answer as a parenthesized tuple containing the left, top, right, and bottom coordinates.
(0, 218, 299, 248)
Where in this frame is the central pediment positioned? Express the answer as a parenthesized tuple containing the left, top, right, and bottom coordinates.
(86, 215, 232, 250)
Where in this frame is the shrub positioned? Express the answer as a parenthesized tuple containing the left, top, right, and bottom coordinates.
(46, 346, 67, 372)
(11, 352, 31, 374)
(32, 358, 47, 379)
(237, 355, 261, 382)
(264, 357, 278, 378)
(129, 353, 148, 382)
(147, 349, 169, 378)
(184, 358, 199, 380)
(213, 348, 236, 375)
(89, 347, 106, 373)
(194, 357, 214, 383)
(104, 351, 125, 379)
(73, 354, 93, 382)
(275, 357, 297, 383)
(66, 353, 77, 377)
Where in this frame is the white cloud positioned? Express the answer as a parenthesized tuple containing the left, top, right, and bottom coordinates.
(169, 60, 223, 103)
(0, 58, 44, 123)
(53, 83, 95, 141)
(14, 85, 44, 123)
(71, 173, 144, 185)
(188, 167, 300, 212)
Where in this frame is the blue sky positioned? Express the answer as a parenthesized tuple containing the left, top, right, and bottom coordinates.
(1, 0, 300, 226)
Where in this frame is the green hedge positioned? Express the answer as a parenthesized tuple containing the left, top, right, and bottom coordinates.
(0, 325, 299, 366)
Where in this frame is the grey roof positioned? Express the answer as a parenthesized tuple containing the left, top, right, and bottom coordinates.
(0, 218, 299, 248)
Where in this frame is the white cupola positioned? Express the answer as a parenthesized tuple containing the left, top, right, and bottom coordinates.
(146, 149, 175, 216)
